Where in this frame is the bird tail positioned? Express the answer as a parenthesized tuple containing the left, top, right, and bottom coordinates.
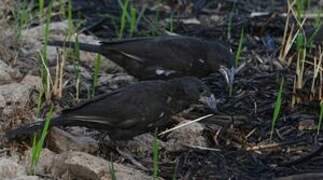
(47, 40, 103, 54)
(5, 116, 65, 141)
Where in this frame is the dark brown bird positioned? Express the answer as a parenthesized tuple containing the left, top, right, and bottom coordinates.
(47, 35, 235, 85)
(6, 77, 217, 140)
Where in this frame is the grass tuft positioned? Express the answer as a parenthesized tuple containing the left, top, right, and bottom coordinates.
(118, 0, 141, 38)
(317, 101, 323, 135)
(31, 106, 54, 174)
(39, 0, 52, 100)
(119, 0, 130, 39)
(12, 0, 31, 40)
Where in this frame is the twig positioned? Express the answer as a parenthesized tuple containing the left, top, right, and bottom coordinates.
(158, 114, 213, 136)
(183, 144, 221, 152)
(280, 144, 323, 166)
(246, 138, 305, 151)
(276, 173, 323, 180)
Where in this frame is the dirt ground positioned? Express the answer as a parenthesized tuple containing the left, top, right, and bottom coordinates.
(1, 0, 323, 179)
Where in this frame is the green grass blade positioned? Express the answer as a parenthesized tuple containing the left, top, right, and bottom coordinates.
(109, 160, 117, 180)
(235, 28, 245, 66)
(152, 133, 159, 179)
(38, 0, 44, 17)
(73, 36, 81, 100)
(118, 0, 129, 39)
(270, 78, 284, 140)
(317, 101, 323, 135)
(31, 106, 54, 173)
(67, 0, 74, 36)
(129, 7, 137, 37)
(36, 88, 44, 117)
(59, 0, 66, 18)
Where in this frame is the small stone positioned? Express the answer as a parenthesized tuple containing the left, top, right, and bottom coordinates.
(298, 119, 316, 131)
(0, 158, 26, 179)
(52, 151, 152, 180)
(165, 120, 208, 152)
(23, 148, 56, 176)
(47, 127, 99, 153)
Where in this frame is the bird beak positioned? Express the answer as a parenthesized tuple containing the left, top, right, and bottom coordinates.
(219, 66, 235, 88)
(199, 94, 218, 112)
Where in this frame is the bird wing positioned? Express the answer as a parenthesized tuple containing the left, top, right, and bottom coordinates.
(62, 89, 122, 114)
(58, 114, 139, 129)
(61, 82, 172, 129)
(100, 36, 154, 45)
(101, 36, 206, 70)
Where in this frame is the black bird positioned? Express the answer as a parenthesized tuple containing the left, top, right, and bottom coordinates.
(48, 35, 235, 85)
(6, 77, 217, 140)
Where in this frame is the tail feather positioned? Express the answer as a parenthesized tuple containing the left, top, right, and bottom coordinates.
(47, 40, 103, 54)
(5, 116, 114, 141)
(5, 116, 64, 140)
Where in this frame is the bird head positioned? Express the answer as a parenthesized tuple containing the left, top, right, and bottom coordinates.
(171, 77, 218, 112)
(206, 41, 236, 88)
